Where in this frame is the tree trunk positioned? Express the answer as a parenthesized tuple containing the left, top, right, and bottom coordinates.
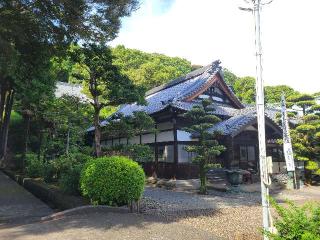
(22, 113, 31, 170)
(38, 129, 43, 161)
(0, 89, 14, 161)
(199, 160, 207, 194)
(94, 108, 102, 157)
(66, 127, 70, 155)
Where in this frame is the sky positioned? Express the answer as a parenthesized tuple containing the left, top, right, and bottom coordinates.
(111, 0, 320, 94)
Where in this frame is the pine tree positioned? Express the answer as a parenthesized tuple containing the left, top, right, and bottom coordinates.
(291, 113, 320, 183)
(71, 44, 145, 157)
(183, 99, 226, 194)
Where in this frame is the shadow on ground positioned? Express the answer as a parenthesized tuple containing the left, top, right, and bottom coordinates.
(0, 208, 222, 240)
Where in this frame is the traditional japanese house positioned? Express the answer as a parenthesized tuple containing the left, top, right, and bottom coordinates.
(88, 60, 285, 179)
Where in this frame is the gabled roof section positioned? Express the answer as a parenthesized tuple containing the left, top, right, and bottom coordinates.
(146, 60, 244, 109)
(146, 64, 213, 96)
(208, 108, 282, 137)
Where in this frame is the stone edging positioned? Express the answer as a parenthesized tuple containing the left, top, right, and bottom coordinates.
(41, 205, 130, 221)
(2, 169, 89, 210)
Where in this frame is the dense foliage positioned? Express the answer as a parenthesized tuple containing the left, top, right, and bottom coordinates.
(112, 45, 192, 89)
(0, 0, 139, 162)
(80, 156, 145, 206)
(24, 151, 93, 194)
(224, 69, 301, 104)
(290, 111, 320, 182)
(266, 199, 320, 240)
(183, 99, 226, 194)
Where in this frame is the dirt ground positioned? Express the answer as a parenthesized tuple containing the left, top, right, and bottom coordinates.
(0, 210, 221, 240)
(1, 169, 320, 240)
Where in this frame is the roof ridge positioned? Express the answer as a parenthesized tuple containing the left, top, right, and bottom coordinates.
(146, 60, 221, 96)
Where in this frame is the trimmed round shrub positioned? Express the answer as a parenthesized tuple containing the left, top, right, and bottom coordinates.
(80, 156, 145, 206)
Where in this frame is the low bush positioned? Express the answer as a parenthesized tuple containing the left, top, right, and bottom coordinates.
(56, 153, 93, 194)
(43, 161, 56, 183)
(25, 153, 44, 178)
(80, 156, 145, 206)
(266, 199, 320, 239)
(59, 163, 84, 195)
(54, 152, 93, 178)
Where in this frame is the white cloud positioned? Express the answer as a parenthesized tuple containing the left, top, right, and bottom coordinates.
(112, 0, 320, 93)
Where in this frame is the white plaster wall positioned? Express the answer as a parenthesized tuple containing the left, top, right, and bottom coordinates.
(177, 130, 197, 141)
(101, 140, 107, 147)
(128, 136, 140, 144)
(178, 145, 191, 163)
(120, 138, 127, 145)
(157, 130, 174, 142)
(106, 140, 112, 147)
(142, 133, 155, 144)
(157, 122, 173, 131)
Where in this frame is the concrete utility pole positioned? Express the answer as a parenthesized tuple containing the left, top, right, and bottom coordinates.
(239, 0, 273, 238)
(253, 2, 271, 238)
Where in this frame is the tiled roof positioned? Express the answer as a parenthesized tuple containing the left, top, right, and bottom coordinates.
(109, 60, 243, 118)
(209, 113, 256, 137)
(208, 108, 281, 137)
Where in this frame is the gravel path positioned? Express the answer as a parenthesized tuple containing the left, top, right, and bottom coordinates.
(141, 185, 320, 240)
(143, 187, 261, 213)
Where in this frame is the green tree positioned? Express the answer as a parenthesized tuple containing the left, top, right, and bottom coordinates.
(265, 85, 299, 104)
(112, 45, 192, 89)
(233, 76, 256, 104)
(105, 111, 155, 142)
(0, 0, 139, 161)
(183, 99, 226, 194)
(71, 44, 145, 157)
(290, 112, 320, 183)
(223, 68, 238, 86)
(39, 95, 93, 158)
(288, 94, 316, 115)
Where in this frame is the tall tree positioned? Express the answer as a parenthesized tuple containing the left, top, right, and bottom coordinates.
(0, 0, 139, 161)
(265, 85, 299, 104)
(112, 45, 192, 89)
(183, 99, 226, 194)
(71, 44, 145, 157)
(233, 76, 256, 104)
(223, 68, 238, 86)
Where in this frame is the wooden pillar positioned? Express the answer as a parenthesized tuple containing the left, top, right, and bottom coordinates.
(154, 123, 158, 176)
(173, 116, 178, 179)
(231, 136, 235, 168)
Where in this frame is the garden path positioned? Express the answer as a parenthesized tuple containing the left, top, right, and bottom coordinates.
(0, 171, 53, 225)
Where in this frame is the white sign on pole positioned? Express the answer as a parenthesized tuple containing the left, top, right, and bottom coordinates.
(281, 94, 295, 172)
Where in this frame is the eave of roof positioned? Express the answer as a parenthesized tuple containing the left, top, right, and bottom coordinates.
(208, 108, 282, 137)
